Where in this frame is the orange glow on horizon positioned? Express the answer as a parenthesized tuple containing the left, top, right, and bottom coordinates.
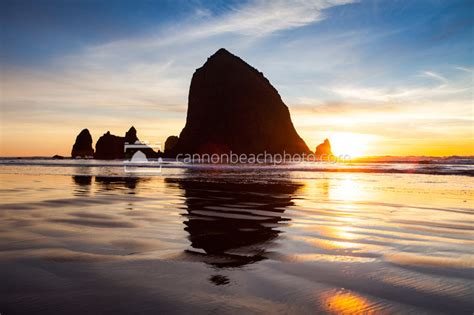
(0, 122, 473, 157)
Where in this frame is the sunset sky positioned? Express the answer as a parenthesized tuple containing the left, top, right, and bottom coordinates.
(1, 0, 473, 157)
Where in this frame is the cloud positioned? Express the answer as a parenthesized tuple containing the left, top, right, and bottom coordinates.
(289, 67, 473, 155)
(80, 0, 357, 61)
(199, 0, 357, 36)
(291, 99, 396, 114)
(327, 69, 472, 103)
(421, 71, 448, 84)
(455, 66, 474, 73)
(2, 0, 358, 121)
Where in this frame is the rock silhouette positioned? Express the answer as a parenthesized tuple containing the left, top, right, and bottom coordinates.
(94, 131, 124, 160)
(124, 126, 159, 159)
(124, 126, 139, 144)
(315, 138, 333, 157)
(164, 136, 179, 156)
(165, 174, 302, 268)
(94, 127, 158, 160)
(174, 48, 311, 155)
(71, 128, 94, 158)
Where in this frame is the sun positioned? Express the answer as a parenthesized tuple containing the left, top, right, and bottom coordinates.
(328, 132, 373, 158)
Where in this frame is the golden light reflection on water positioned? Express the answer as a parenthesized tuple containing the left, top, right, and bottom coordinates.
(291, 253, 375, 263)
(292, 179, 369, 252)
(320, 290, 377, 314)
(297, 174, 373, 206)
(333, 227, 358, 240)
(293, 175, 393, 260)
(330, 175, 371, 203)
(294, 235, 359, 251)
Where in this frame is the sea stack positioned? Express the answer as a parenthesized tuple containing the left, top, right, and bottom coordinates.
(94, 127, 159, 160)
(164, 136, 179, 156)
(124, 126, 139, 144)
(173, 48, 311, 155)
(71, 128, 94, 158)
(94, 131, 125, 160)
(315, 139, 333, 157)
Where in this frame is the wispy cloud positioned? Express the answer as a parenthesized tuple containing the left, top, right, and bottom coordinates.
(2, 0, 359, 110)
(455, 66, 474, 73)
(197, 0, 356, 36)
(82, 0, 357, 59)
(3, 0, 357, 109)
(292, 99, 396, 114)
(289, 67, 473, 155)
(421, 71, 448, 84)
(327, 68, 472, 103)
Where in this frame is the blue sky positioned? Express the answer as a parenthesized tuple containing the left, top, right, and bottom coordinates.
(1, 0, 473, 156)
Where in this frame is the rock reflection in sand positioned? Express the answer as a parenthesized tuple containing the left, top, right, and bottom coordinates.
(166, 176, 303, 269)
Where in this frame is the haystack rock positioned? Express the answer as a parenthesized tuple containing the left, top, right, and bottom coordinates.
(94, 127, 158, 160)
(315, 139, 333, 157)
(173, 48, 311, 155)
(71, 128, 94, 158)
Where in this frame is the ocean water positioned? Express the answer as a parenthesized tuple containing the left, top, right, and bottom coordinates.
(0, 160, 473, 314)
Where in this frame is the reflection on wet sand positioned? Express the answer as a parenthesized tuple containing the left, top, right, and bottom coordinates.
(72, 175, 92, 196)
(72, 175, 146, 194)
(95, 176, 145, 191)
(71, 175, 146, 212)
(166, 176, 303, 268)
(72, 175, 93, 186)
(1, 170, 472, 313)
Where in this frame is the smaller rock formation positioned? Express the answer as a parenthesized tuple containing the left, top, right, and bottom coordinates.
(124, 126, 139, 144)
(94, 127, 159, 160)
(315, 139, 333, 157)
(94, 131, 125, 160)
(124, 126, 159, 159)
(164, 136, 179, 157)
(71, 129, 94, 158)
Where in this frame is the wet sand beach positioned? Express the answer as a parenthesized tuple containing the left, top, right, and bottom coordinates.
(0, 163, 473, 314)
